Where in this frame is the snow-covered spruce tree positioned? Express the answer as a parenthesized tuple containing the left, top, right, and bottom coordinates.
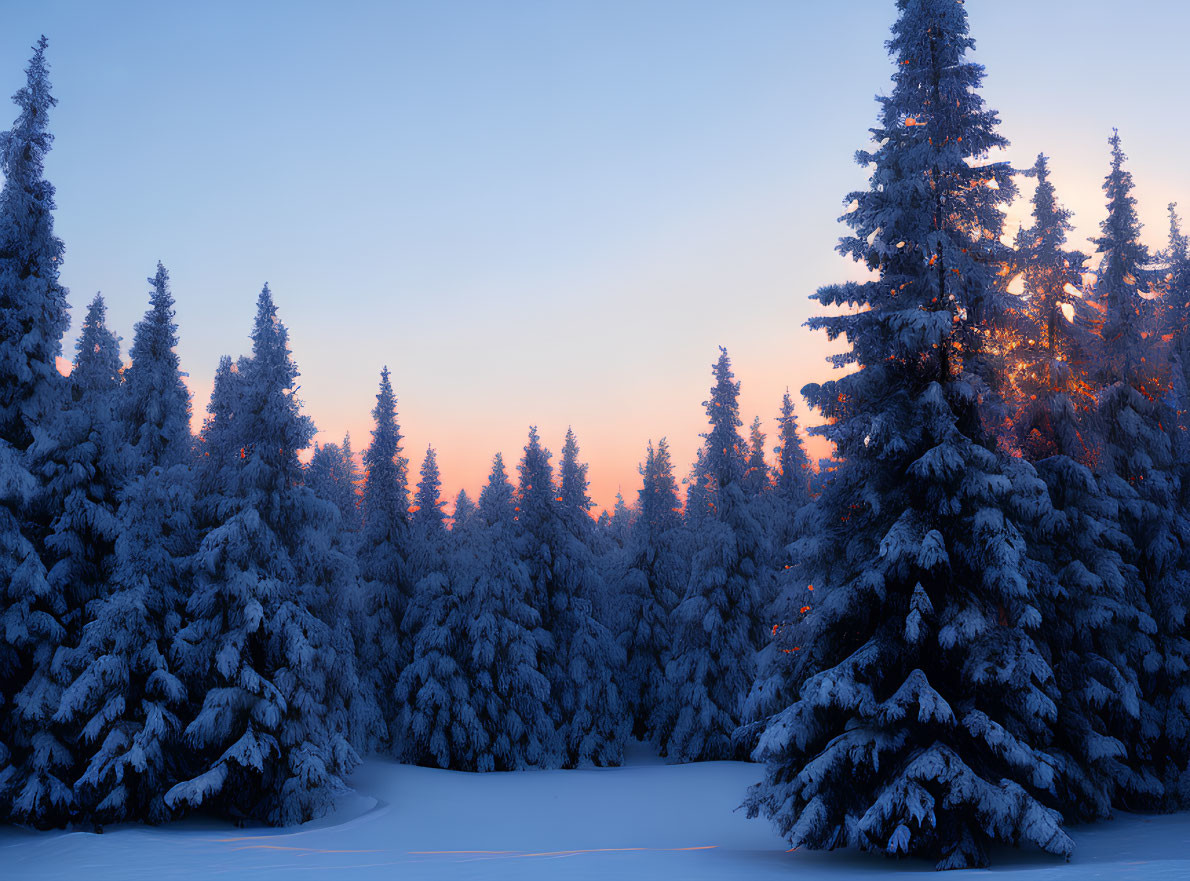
(194, 356, 241, 498)
(1009, 155, 1093, 458)
(557, 426, 615, 623)
(36, 294, 123, 631)
(663, 349, 768, 763)
(393, 444, 478, 768)
(357, 367, 411, 748)
(167, 286, 358, 826)
(1088, 133, 1190, 810)
(120, 262, 192, 469)
(451, 489, 476, 531)
(601, 491, 634, 550)
(774, 391, 812, 513)
(744, 2, 1073, 868)
(393, 553, 480, 768)
(763, 392, 814, 634)
(55, 265, 197, 825)
(20, 293, 123, 826)
(743, 394, 816, 747)
(617, 439, 685, 743)
(462, 453, 552, 770)
(306, 438, 361, 537)
(1089, 132, 1163, 386)
(743, 416, 770, 497)
(1005, 154, 1158, 818)
(0, 37, 71, 825)
(683, 446, 711, 528)
(1164, 203, 1190, 511)
(408, 444, 446, 578)
(614, 492, 633, 533)
(557, 428, 628, 765)
(1163, 203, 1190, 349)
(516, 427, 626, 766)
(558, 427, 593, 520)
(339, 433, 361, 531)
(301, 430, 373, 751)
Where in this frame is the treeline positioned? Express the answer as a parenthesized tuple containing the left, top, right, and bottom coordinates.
(4, 0, 1190, 869)
(0, 38, 811, 828)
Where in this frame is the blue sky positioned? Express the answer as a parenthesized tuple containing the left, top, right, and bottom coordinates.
(2, 1, 1188, 510)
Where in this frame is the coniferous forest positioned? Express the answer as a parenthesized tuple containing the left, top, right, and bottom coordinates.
(3, 0, 1190, 873)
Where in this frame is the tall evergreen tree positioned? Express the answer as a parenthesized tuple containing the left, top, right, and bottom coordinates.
(451, 488, 476, 531)
(194, 355, 242, 500)
(357, 367, 411, 747)
(618, 439, 685, 743)
(774, 391, 811, 512)
(120, 263, 192, 468)
(767, 392, 813, 622)
(393, 524, 476, 769)
(1090, 132, 1162, 384)
(1089, 134, 1190, 809)
(167, 286, 358, 825)
(663, 348, 767, 762)
(745, 2, 1072, 868)
(393, 443, 471, 766)
(0, 37, 71, 824)
(1162, 203, 1190, 480)
(606, 492, 633, 545)
(1006, 155, 1157, 817)
(411, 445, 446, 534)
(516, 427, 625, 766)
(558, 427, 593, 520)
(684, 446, 710, 527)
(306, 438, 360, 536)
(1010, 155, 1093, 459)
(57, 267, 196, 824)
(462, 454, 552, 770)
(21, 293, 123, 825)
(746, 394, 815, 746)
(743, 416, 770, 496)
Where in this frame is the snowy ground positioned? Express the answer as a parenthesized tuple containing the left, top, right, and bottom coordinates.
(3, 742, 1189, 880)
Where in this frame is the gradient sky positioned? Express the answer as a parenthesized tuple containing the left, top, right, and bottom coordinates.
(2, 1, 1188, 512)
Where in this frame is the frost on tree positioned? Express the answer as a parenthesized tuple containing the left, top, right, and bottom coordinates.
(663, 349, 768, 763)
(744, 1, 1072, 868)
(167, 286, 358, 825)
